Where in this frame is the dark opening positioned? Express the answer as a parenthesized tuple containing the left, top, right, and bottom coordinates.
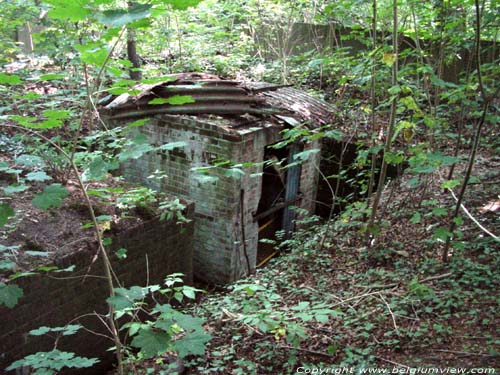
(315, 139, 404, 217)
(255, 146, 288, 266)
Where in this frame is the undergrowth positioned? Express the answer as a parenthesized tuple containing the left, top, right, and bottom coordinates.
(186, 160, 500, 374)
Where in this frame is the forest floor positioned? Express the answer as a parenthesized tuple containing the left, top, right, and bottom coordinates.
(176, 152, 500, 374)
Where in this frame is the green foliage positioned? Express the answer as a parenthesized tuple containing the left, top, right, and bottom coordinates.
(148, 95, 195, 105)
(32, 183, 69, 210)
(0, 203, 14, 228)
(7, 349, 99, 375)
(111, 274, 211, 361)
(0, 282, 23, 308)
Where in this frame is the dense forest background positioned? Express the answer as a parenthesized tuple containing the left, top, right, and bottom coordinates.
(0, 0, 499, 374)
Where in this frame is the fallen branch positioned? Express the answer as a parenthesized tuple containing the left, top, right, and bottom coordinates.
(447, 187, 499, 242)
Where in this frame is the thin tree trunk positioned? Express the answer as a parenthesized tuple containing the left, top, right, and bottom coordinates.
(367, 0, 377, 199)
(366, 0, 398, 246)
(127, 2, 141, 81)
(442, 0, 495, 261)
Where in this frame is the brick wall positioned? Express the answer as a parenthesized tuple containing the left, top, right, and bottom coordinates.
(0, 205, 194, 374)
(118, 115, 321, 284)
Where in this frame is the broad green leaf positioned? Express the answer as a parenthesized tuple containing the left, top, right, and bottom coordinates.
(43, 109, 70, 120)
(410, 212, 421, 224)
(15, 154, 45, 168)
(433, 227, 453, 241)
(45, 0, 91, 21)
(127, 118, 149, 128)
(432, 207, 447, 216)
(32, 184, 69, 210)
(157, 141, 187, 151)
(324, 129, 344, 141)
(175, 331, 211, 358)
(223, 168, 244, 179)
(6, 350, 98, 372)
(0, 204, 15, 227)
(97, 4, 152, 27)
(162, 0, 203, 10)
(29, 324, 82, 336)
(0, 282, 23, 308)
(293, 149, 320, 162)
(38, 73, 66, 81)
(131, 328, 171, 358)
(382, 53, 396, 66)
(82, 155, 118, 181)
(148, 95, 195, 105)
(116, 248, 127, 259)
(291, 301, 310, 310)
(76, 44, 109, 67)
(441, 179, 460, 189)
(3, 184, 30, 195)
(96, 215, 112, 222)
(118, 134, 154, 161)
(400, 96, 420, 112)
(182, 287, 197, 300)
(107, 286, 147, 310)
(0, 260, 16, 271)
(26, 171, 52, 182)
(0, 73, 22, 85)
(388, 85, 401, 95)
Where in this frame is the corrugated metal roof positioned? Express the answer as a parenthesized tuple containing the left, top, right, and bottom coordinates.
(99, 73, 335, 128)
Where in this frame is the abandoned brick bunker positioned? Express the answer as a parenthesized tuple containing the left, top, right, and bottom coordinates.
(100, 73, 335, 284)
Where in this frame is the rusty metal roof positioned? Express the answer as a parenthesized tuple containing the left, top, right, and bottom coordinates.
(99, 73, 335, 128)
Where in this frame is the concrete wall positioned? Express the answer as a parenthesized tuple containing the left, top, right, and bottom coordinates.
(120, 115, 321, 284)
(0, 207, 194, 374)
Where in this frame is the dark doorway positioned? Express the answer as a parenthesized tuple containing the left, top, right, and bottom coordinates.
(255, 142, 302, 266)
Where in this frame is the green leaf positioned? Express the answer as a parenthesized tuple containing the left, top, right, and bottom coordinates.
(182, 287, 196, 300)
(15, 154, 45, 168)
(162, 0, 203, 10)
(324, 129, 344, 141)
(29, 324, 82, 336)
(82, 155, 118, 181)
(433, 227, 453, 241)
(32, 184, 69, 210)
(382, 53, 396, 66)
(0, 73, 22, 85)
(291, 301, 310, 310)
(148, 95, 195, 105)
(96, 215, 112, 222)
(45, 0, 91, 21)
(0, 282, 23, 308)
(432, 207, 447, 217)
(175, 331, 211, 358)
(38, 73, 66, 81)
(0, 260, 16, 271)
(409, 212, 421, 224)
(116, 248, 127, 260)
(97, 4, 152, 27)
(127, 118, 149, 128)
(131, 328, 171, 358)
(107, 286, 147, 310)
(440, 179, 461, 189)
(26, 171, 52, 182)
(0, 204, 15, 228)
(75, 44, 108, 67)
(400, 96, 420, 112)
(6, 350, 98, 372)
(157, 141, 187, 151)
(118, 133, 154, 161)
(292, 149, 320, 162)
